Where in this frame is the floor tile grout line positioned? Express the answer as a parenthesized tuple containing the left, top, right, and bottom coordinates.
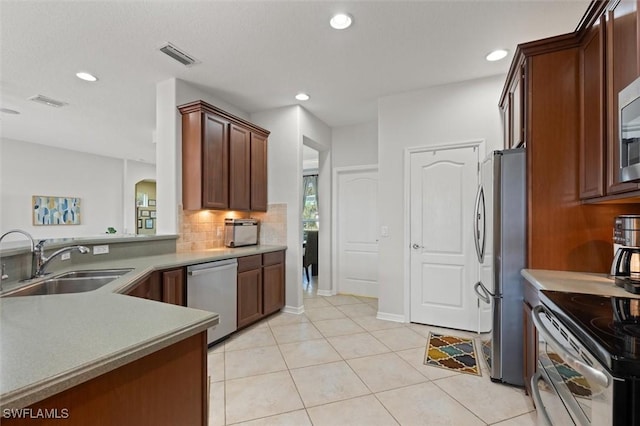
(428, 378, 491, 426)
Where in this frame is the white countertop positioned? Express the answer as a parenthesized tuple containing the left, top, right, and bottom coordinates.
(521, 269, 640, 299)
(0, 245, 286, 410)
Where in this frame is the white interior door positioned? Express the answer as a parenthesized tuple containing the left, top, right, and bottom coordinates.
(410, 146, 479, 331)
(336, 168, 378, 297)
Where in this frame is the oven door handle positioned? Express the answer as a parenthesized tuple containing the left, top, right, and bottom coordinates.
(530, 371, 553, 426)
(532, 305, 610, 389)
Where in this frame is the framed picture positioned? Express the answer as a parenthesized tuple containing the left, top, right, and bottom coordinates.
(138, 219, 142, 228)
(145, 219, 154, 229)
(150, 211, 157, 218)
(148, 199, 156, 207)
(33, 195, 81, 226)
(140, 210, 150, 217)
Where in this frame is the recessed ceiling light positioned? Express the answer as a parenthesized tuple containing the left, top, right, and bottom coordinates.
(295, 93, 310, 101)
(330, 13, 353, 30)
(76, 72, 98, 82)
(486, 49, 508, 62)
(0, 108, 20, 115)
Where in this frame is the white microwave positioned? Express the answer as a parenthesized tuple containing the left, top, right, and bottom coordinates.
(620, 76, 640, 182)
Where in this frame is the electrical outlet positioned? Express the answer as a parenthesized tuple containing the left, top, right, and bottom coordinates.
(93, 245, 109, 255)
(381, 226, 389, 237)
(216, 226, 223, 238)
(61, 252, 71, 261)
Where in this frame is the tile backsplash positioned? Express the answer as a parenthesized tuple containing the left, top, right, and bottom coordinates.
(177, 203, 287, 252)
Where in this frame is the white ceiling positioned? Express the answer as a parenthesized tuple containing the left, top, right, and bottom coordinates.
(0, 0, 589, 164)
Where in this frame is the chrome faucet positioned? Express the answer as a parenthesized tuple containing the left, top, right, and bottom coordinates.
(0, 229, 36, 285)
(33, 241, 90, 278)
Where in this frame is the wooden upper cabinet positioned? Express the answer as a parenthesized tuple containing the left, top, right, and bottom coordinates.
(229, 124, 251, 211)
(251, 132, 268, 211)
(202, 114, 230, 209)
(606, 0, 640, 195)
(499, 62, 525, 149)
(511, 67, 525, 148)
(580, 16, 606, 199)
(178, 100, 270, 211)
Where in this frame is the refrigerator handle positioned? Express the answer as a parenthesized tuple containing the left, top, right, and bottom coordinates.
(474, 281, 493, 304)
(473, 185, 485, 263)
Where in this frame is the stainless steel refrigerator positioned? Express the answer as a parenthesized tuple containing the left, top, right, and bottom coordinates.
(473, 148, 526, 387)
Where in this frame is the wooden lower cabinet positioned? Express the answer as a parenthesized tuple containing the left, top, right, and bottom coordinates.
(162, 268, 185, 306)
(125, 268, 186, 306)
(237, 251, 286, 329)
(125, 272, 161, 301)
(4, 332, 208, 426)
(263, 251, 285, 316)
(237, 263, 263, 329)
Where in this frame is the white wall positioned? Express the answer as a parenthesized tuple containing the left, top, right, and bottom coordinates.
(299, 108, 332, 296)
(377, 74, 505, 319)
(251, 106, 303, 311)
(0, 138, 127, 239)
(332, 121, 378, 168)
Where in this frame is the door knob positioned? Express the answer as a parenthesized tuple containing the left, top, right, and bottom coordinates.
(412, 243, 424, 249)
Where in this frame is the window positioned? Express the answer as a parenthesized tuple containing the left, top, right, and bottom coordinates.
(302, 175, 318, 231)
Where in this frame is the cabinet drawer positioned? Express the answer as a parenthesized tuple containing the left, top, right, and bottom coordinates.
(237, 254, 262, 272)
(263, 250, 284, 266)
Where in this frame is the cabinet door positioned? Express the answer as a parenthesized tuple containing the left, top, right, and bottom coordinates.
(126, 272, 162, 301)
(229, 124, 251, 211)
(501, 105, 510, 149)
(162, 268, 185, 306)
(263, 251, 285, 315)
(251, 132, 268, 212)
(237, 268, 263, 329)
(202, 113, 230, 209)
(511, 69, 524, 148)
(580, 17, 606, 199)
(606, 1, 640, 194)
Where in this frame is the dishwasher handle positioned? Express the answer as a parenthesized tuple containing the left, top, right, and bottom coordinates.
(187, 259, 238, 276)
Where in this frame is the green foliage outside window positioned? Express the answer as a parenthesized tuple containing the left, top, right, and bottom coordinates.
(303, 175, 319, 231)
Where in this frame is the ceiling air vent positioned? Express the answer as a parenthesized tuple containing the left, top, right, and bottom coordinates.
(159, 42, 200, 67)
(28, 95, 67, 108)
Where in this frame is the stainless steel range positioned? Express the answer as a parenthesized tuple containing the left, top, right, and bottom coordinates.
(532, 291, 640, 425)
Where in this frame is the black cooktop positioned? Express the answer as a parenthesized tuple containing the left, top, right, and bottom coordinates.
(540, 290, 640, 377)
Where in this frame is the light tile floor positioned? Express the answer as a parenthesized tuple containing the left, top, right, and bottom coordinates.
(208, 279, 537, 425)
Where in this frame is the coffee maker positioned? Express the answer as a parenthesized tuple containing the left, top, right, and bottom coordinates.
(611, 215, 640, 294)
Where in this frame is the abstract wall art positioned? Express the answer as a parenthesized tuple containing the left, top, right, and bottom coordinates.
(32, 195, 81, 226)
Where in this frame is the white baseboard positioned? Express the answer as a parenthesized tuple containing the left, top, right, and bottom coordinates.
(316, 289, 334, 297)
(282, 305, 305, 315)
(376, 311, 406, 323)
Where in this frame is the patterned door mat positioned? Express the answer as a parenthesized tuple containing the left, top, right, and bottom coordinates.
(424, 333, 481, 376)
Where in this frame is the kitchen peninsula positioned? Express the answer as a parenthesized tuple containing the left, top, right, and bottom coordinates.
(0, 236, 286, 425)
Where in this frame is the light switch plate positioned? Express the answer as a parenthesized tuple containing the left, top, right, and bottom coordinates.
(93, 245, 109, 255)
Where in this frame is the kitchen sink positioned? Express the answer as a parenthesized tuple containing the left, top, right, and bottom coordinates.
(54, 269, 133, 279)
(1, 268, 133, 298)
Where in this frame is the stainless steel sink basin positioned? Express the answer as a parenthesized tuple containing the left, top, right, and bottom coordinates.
(2, 268, 133, 298)
(54, 269, 133, 279)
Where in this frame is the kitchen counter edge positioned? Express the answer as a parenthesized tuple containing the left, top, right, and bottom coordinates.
(521, 269, 640, 299)
(0, 245, 287, 411)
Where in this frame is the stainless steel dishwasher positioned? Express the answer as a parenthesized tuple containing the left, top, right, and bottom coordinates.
(187, 258, 238, 345)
